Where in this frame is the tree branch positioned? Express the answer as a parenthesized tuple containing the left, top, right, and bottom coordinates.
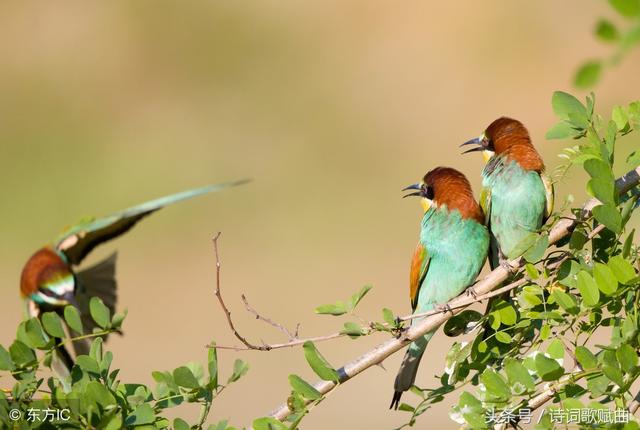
(263, 166, 640, 423)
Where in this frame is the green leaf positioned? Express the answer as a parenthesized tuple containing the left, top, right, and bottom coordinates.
(173, 366, 200, 389)
(545, 121, 576, 139)
(41, 312, 66, 339)
(595, 19, 619, 41)
(593, 262, 618, 295)
(480, 369, 510, 399)
(616, 344, 638, 372)
(24, 318, 49, 349)
(111, 309, 128, 329)
(174, 418, 190, 430)
(504, 358, 535, 392)
(208, 345, 218, 387)
(347, 285, 372, 310)
(340, 322, 366, 338)
(9, 340, 36, 366)
(551, 91, 588, 122)
(85, 380, 116, 407)
(0, 345, 15, 371)
(552, 290, 579, 314)
(523, 234, 548, 263)
(608, 255, 636, 283)
(623, 229, 635, 258)
(612, 105, 629, 130)
(603, 365, 625, 386)
(577, 271, 600, 307)
(574, 61, 602, 89)
(584, 158, 614, 180)
(593, 204, 622, 234)
(575, 346, 598, 369)
(547, 339, 564, 360)
(382, 308, 395, 325)
(303, 341, 339, 382)
(76, 355, 101, 374)
(588, 178, 615, 205)
(535, 354, 564, 381)
(508, 232, 538, 259)
(443, 310, 482, 337)
(609, 0, 640, 17)
(227, 359, 249, 383)
(252, 417, 288, 430)
(89, 297, 111, 329)
(64, 305, 84, 335)
(495, 332, 513, 344)
(288, 374, 322, 400)
(314, 302, 348, 316)
(125, 403, 155, 426)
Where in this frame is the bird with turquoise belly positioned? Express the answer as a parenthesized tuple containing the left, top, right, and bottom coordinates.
(19, 180, 248, 381)
(461, 117, 554, 270)
(391, 167, 489, 409)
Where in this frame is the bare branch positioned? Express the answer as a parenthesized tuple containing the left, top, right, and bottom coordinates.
(212, 232, 270, 351)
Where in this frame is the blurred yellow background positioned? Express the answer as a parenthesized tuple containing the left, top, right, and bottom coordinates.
(1, 1, 639, 428)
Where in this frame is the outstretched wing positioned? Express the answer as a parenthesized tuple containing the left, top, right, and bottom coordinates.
(409, 243, 431, 311)
(55, 179, 250, 265)
(540, 172, 555, 223)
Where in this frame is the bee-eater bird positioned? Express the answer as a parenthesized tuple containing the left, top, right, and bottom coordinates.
(461, 117, 554, 269)
(391, 167, 489, 409)
(20, 180, 248, 374)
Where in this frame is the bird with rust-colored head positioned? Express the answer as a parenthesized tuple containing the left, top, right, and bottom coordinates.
(461, 117, 554, 268)
(20, 180, 248, 381)
(390, 167, 489, 409)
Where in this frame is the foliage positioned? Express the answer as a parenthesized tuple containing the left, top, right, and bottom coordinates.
(574, 0, 640, 88)
(0, 298, 246, 429)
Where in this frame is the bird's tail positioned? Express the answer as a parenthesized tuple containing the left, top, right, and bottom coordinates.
(73, 253, 118, 356)
(390, 332, 433, 409)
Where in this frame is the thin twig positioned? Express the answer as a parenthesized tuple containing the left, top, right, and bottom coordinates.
(241, 294, 297, 340)
(212, 232, 270, 351)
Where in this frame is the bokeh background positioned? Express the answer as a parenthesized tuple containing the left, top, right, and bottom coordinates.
(1, 1, 639, 428)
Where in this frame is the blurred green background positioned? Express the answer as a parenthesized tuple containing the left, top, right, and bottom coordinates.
(1, 1, 639, 428)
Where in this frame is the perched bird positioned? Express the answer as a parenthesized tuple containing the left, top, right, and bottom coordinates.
(20, 180, 248, 375)
(391, 167, 489, 409)
(461, 117, 554, 269)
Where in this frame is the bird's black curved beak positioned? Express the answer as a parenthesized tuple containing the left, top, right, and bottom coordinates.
(402, 183, 422, 198)
(460, 137, 484, 154)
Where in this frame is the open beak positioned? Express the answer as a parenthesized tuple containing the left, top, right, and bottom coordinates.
(402, 183, 422, 198)
(460, 137, 484, 154)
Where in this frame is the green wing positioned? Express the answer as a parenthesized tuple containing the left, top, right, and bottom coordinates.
(55, 179, 250, 265)
(540, 172, 555, 222)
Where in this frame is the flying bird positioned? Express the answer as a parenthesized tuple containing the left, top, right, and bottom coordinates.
(461, 117, 554, 269)
(20, 179, 248, 375)
(391, 167, 489, 409)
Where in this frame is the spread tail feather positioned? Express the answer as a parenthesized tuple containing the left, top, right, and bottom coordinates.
(73, 253, 118, 356)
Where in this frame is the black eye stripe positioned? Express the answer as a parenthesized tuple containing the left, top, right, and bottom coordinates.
(424, 186, 434, 200)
